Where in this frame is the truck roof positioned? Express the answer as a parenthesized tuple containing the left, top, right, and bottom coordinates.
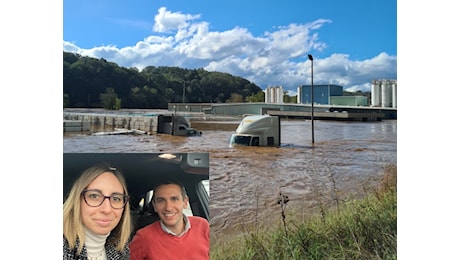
(236, 115, 276, 134)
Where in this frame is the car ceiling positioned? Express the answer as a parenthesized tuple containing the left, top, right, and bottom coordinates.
(63, 153, 209, 205)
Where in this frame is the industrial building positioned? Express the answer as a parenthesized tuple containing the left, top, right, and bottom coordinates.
(265, 86, 284, 104)
(371, 79, 397, 108)
(330, 96, 369, 106)
(297, 84, 373, 106)
(297, 84, 344, 105)
(164, 79, 397, 120)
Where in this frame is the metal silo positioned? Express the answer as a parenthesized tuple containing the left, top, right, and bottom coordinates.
(371, 80, 381, 107)
(266, 87, 270, 103)
(381, 80, 392, 107)
(392, 81, 397, 108)
(297, 86, 302, 104)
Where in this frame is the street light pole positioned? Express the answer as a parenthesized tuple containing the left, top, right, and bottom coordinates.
(308, 54, 314, 144)
(182, 80, 186, 103)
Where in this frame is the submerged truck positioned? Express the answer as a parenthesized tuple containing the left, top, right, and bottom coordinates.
(229, 115, 280, 147)
(157, 114, 202, 136)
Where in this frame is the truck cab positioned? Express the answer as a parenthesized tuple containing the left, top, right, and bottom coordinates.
(157, 114, 202, 136)
(229, 115, 280, 147)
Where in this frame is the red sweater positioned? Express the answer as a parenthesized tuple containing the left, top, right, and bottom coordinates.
(130, 216, 209, 260)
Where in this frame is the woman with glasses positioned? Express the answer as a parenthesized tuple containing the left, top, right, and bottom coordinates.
(63, 163, 131, 260)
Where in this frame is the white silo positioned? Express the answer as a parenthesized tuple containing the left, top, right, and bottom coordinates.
(265, 88, 269, 103)
(391, 81, 397, 108)
(381, 80, 392, 107)
(297, 86, 302, 104)
(371, 80, 381, 107)
(265, 86, 284, 104)
(277, 86, 284, 103)
(269, 87, 275, 103)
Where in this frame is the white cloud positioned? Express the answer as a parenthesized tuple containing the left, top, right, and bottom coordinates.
(153, 6, 201, 33)
(63, 7, 396, 93)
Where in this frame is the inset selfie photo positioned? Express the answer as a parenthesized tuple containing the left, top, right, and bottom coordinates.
(63, 153, 209, 260)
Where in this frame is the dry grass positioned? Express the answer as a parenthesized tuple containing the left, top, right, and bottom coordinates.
(379, 164, 397, 194)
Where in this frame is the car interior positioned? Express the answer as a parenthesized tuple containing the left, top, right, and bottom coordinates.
(63, 153, 209, 238)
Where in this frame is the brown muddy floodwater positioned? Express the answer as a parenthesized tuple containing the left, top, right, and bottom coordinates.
(63, 118, 397, 244)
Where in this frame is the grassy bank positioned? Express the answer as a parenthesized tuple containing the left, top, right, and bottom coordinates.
(211, 164, 397, 260)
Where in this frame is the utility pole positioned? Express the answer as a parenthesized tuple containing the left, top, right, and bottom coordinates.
(308, 54, 314, 144)
(182, 80, 185, 103)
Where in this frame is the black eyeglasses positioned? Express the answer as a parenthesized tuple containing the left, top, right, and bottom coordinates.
(82, 189, 129, 209)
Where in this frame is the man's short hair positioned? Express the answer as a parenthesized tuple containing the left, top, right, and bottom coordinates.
(152, 178, 187, 200)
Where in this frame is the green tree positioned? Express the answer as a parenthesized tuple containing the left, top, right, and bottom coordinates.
(283, 91, 297, 103)
(246, 91, 265, 102)
(63, 93, 70, 108)
(164, 88, 175, 103)
(100, 88, 121, 110)
(226, 93, 244, 103)
(63, 51, 263, 108)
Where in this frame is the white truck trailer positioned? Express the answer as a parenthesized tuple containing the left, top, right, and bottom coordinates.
(229, 115, 280, 147)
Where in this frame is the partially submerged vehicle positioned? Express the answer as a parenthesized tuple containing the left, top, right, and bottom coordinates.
(157, 115, 202, 136)
(229, 114, 280, 147)
(63, 153, 209, 238)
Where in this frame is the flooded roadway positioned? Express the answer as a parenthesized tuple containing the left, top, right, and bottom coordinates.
(63, 118, 397, 243)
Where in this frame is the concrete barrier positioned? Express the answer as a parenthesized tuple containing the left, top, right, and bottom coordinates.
(63, 112, 158, 134)
(64, 120, 90, 132)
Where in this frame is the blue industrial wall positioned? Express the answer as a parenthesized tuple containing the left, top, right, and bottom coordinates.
(300, 84, 343, 104)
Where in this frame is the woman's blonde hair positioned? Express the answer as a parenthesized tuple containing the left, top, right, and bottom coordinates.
(63, 163, 131, 254)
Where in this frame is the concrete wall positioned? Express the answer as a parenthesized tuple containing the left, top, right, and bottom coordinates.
(63, 120, 90, 132)
(63, 112, 158, 134)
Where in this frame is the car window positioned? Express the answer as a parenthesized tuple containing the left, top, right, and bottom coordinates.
(202, 180, 209, 197)
(183, 201, 193, 216)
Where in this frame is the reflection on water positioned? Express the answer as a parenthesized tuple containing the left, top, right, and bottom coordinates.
(64, 119, 397, 242)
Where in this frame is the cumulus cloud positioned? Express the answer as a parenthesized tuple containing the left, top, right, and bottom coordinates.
(63, 7, 396, 93)
(153, 7, 201, 33)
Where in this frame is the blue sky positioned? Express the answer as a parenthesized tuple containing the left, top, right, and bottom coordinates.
(64, 0, 396, 93)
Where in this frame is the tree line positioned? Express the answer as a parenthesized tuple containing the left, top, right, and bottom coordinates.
(63, 51, 266, 109)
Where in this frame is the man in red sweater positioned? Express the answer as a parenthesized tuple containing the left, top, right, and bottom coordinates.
(130, 179, 209, 260)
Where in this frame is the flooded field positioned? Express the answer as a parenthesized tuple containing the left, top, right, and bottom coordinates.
(63, 118, 397, 243)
